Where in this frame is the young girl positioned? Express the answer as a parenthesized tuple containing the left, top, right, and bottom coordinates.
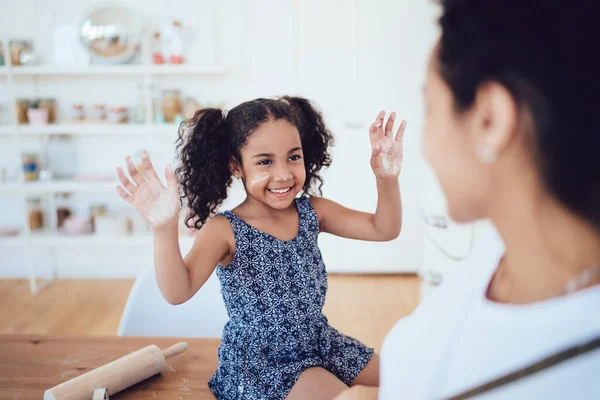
(115, 96, 405, 400)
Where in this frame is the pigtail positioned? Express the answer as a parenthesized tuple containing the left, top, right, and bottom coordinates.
(282, 96, 334, 196)
(175, 108, 232, 229)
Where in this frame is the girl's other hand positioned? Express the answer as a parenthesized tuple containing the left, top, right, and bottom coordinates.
(116, 150, 180, 229)
(369, 111, 406, 179)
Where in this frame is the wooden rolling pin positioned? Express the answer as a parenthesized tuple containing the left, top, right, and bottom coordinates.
(43, 342, 189, 400)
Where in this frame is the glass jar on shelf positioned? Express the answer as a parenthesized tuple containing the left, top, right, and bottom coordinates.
(107, 106, 129, 123)
(161, 89, 182, 123)
(39, 99, 57, 123)
(55, 193, 72, 229)
(22, 152, 40, 181)
(70, 104, 85, 121)
(90, 203, 108, 232)
(89, 104, 106, 121)
(9, 40, 32, 66)
(15, 98, 30, 124)
(27, 198, 44, 231)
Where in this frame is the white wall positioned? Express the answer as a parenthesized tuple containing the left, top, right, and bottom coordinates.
(0, 0, 443, 278)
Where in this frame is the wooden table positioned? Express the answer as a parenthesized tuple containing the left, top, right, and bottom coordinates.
(0, 335, 220, 400)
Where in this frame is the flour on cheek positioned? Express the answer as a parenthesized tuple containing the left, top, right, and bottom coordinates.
(248, 173, 271, 190)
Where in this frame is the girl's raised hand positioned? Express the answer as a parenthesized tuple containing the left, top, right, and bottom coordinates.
(369, 111, 406, 179)
(116, 150, 180, 229)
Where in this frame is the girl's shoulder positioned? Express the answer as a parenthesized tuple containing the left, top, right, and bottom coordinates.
(184, 213, 236, 268)
(197, 213, 236, 244)
(305, 195, 332, 219)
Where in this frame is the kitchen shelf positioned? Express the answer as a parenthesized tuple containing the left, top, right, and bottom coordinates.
(0, 125, 15, 135)
(1, 123, 180, 136)
(9, 64, 227, 77)
(11, 65, 143, 76)
(0, 231, 195, 247)
(147, 65, 227, 75)
(1, 180, 118, 193)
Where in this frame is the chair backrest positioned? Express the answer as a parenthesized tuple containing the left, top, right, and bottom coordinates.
(118, 266, 229, 338)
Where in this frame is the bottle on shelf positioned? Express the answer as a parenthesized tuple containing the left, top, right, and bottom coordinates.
(133, 84, 147, 124)
(152, 31, 165, 64)
(152, 84, 165, 124)
(162, 20, 185, 64)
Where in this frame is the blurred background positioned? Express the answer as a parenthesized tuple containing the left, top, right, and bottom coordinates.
(0, 0, 489, 347)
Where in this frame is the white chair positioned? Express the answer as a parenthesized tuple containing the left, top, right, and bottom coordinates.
(118, 265, 229, 337)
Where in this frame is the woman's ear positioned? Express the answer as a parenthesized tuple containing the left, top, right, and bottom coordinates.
(470, 82, 519, 164)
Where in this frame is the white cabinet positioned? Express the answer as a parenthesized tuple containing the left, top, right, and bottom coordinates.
(291, 0, 440, 273)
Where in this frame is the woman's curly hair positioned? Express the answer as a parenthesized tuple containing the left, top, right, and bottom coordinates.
(175, 96, 333, 230)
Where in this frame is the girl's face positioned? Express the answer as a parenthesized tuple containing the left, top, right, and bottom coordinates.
(236, 118, 306, 210)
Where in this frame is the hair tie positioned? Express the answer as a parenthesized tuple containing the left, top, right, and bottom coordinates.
(221, 108, 229, 119)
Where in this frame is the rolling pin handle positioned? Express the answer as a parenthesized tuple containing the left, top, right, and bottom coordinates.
(162, 342, 189, 359)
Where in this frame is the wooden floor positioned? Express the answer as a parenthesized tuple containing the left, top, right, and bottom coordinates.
(0, 274, 420, 351)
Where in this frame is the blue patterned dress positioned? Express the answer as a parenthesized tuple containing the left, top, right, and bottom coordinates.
(208, 196, 374, 400)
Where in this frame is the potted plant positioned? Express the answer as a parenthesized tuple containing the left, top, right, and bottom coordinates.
(27, 99, 49, 125)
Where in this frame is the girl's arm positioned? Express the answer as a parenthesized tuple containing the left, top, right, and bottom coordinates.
(311, 111, 405, 242)
(311, 179, 401, 241)
(153, 215, 232, 305)
(117, 151, 232, 305)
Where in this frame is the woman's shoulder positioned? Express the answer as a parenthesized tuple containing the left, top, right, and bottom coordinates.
(383, 225, 505, 346)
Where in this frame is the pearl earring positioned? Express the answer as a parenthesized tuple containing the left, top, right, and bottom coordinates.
(476, 146, 498, 164)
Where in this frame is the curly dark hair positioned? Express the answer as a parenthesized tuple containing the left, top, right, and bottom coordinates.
(175, 96, 333, 229)
(437, 0, 600, 230)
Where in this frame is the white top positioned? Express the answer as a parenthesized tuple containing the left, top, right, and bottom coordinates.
(380, 229, 600, 399)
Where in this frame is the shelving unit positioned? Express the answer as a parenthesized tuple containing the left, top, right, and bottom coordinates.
(10, 65, 145, 76)
(0, 123, 179, 136)
(0, 37, 226, 294)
